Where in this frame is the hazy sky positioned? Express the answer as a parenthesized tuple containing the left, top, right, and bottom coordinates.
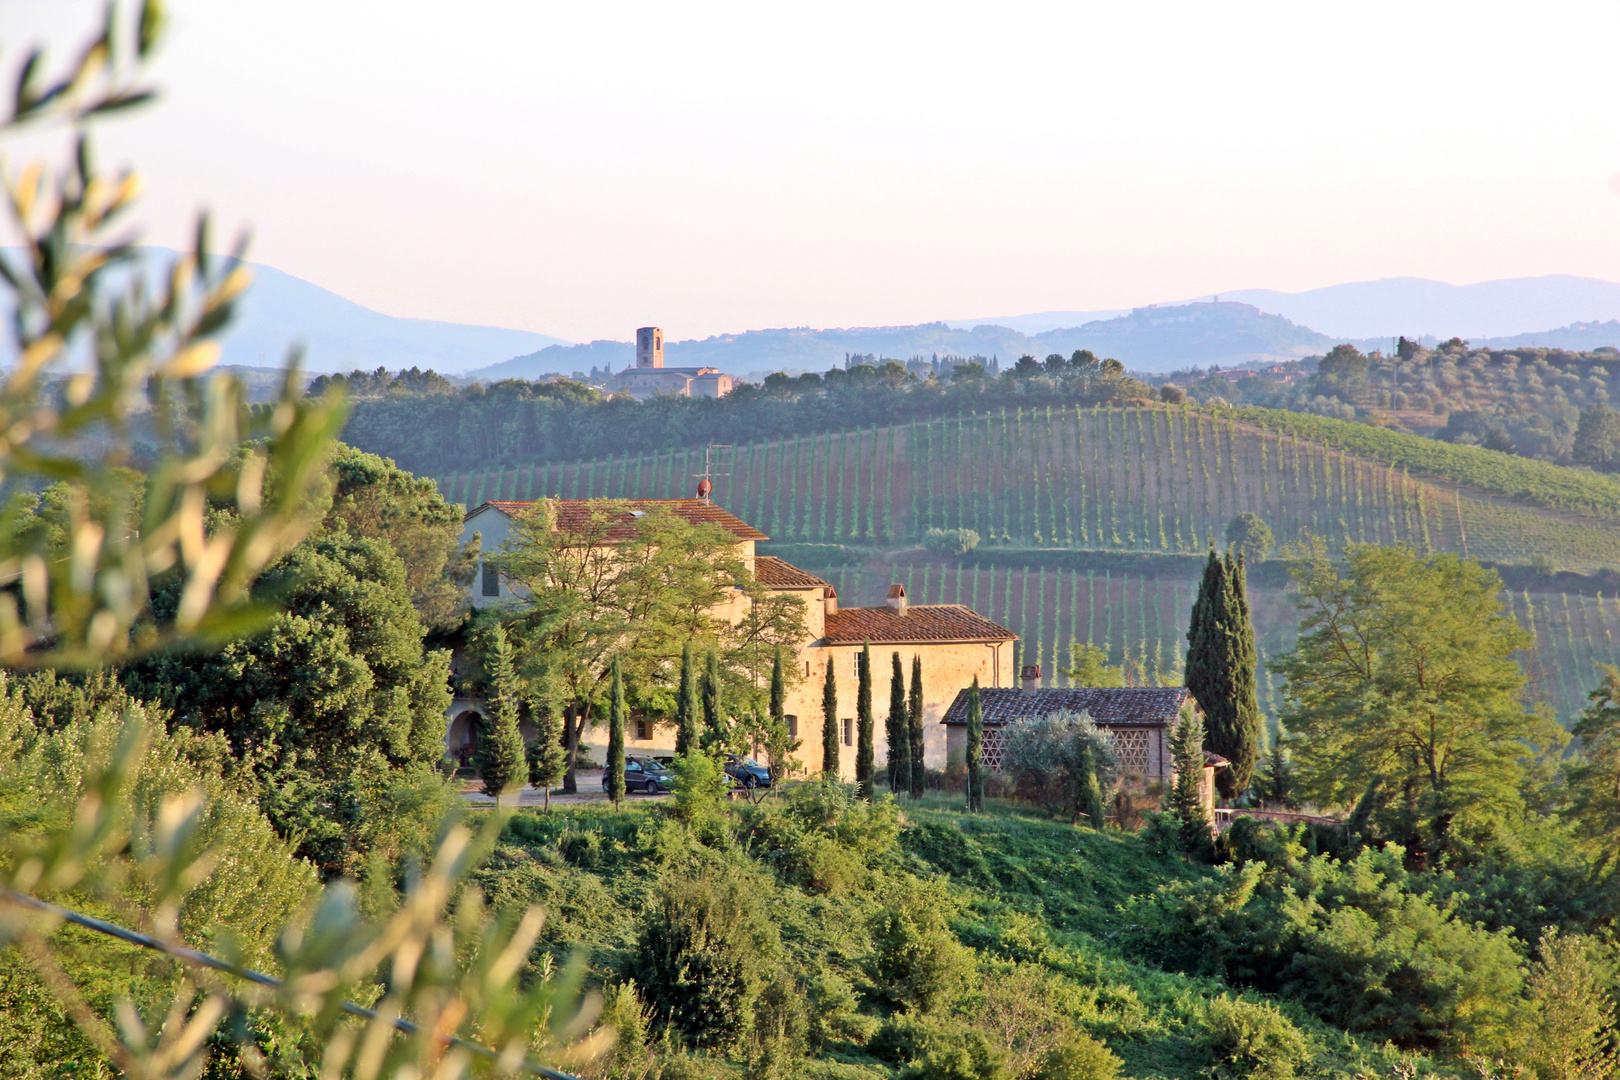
(8, 1, 1620, 342)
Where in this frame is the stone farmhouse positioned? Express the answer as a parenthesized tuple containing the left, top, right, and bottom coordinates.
(613, 327, 733, 400)
(451, 496, 1016, 779)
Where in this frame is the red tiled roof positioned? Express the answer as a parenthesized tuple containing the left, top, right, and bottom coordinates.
(822, 604, 1015, 646)
(466, 499, 767, 542)
(942, 687, 1192, 727)
(754, 556, 830, 589)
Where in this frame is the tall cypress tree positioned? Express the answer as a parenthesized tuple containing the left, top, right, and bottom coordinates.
(675, 642, 699, 755)
(701, 647, 725, 751)
(525, 655, 567, 811)
(476, 623, 529, 806)
(606, 654, 626, 808)
(965, 677, 984, 812)
(886, 651, 910, 793)
(855, 642, 875, 800)
(768, 646, 789, 780)
(1220, 552, 1262, 796)
(907, 655, 925, 798)
(1169, 706, 1211, 858)
(822, 657, 840, 776)
(1185, 548, 1262, 799)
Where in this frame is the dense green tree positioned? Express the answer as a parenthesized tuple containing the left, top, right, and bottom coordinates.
(855, 643, 875, 800)
(1566, 665, 1620, 869)
(676, 642, 700, 756)
(607, 655, 627, 807)
(1224, 512, 1274, 563)
(1272, 542, 1559, 861)
(1185, 550, 1262, 798)
(886, 652, 910, 793)
(1573, 404, 1620, 472)
(126, 532, 453, 874)
(1525, 928, 1619, 1080)
(908, 655, 925, 798)
(1060, 643, 1126, 687)
(475, 623, 529, 806)
(763, 647, 800, 779)
(1253, 726, 1295, 810)
(822, 658, 840, 777)
(325, 444, 478, 628)
(998, 709, 1118, 824)
(965, 678, 984, 813)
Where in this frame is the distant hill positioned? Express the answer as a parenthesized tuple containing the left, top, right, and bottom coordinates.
(1208, 274, 1620, 341)
(467, 302, 1346, 381)
(1476, 320, 1620, 351)
(946, 308, 1130, 334)
(4, 248, 571, 375)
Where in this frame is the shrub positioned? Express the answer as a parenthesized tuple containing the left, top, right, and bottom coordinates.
(1027, 1031, 1122, 1080)
(1203, 997, 1308, 1080)
(669, 750, 730, 825)
(921, 528, 981, 557)
(866, 882, 973, 1013)
(630, 868, 782, 1048)
(996, 710, 1118, 825)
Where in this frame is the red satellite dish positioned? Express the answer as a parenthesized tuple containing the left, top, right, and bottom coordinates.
(697, 479, 712, 500)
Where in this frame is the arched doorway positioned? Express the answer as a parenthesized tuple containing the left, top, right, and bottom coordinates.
(448, 710, 483, 767)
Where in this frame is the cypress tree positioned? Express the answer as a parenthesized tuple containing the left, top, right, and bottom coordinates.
(675, 642, 699, 755)
(1184, 549, 1262, 799)
(701, 647, 725, 751)
(476, 624, 530, 806)
(1169, 706, 1210, 858)
(770, 646, 786, 733)
(822, 657, 840, 776)
(606, 654, 626, 808)
(886, 651, 909, 792)
(908, 655, 925, 797)
(965, 677, 984, 812)
(855, 642, 875, 799)
(525, 657, 567, 811)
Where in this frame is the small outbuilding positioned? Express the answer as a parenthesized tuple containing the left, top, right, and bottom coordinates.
(940, 668, 1197, 784)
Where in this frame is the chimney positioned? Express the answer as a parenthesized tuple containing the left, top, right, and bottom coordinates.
(824, 585, 838, 616)
(885, 583, 908, 616)
(1020, 665, 1041, 693)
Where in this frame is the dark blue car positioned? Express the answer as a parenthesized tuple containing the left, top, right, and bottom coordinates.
(724, 753, 771, 789)
(602, 755, 671, 795)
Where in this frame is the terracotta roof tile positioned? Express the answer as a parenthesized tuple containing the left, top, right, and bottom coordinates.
(754, 556, 830, 589)
(822, 604, 1015, 646)
(941, 687, 1191, 727)
(466, 499, 767, 542)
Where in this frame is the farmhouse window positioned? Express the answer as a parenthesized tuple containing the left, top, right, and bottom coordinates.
(481, 562, 499, 597)
(842, 718, 853, 746)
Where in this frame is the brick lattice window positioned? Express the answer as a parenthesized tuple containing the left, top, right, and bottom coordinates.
(982, 726, 1008, 770)
(1107, 728, 1151, 778)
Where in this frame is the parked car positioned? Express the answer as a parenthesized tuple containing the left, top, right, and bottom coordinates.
(602, 755, 671, 795)
(724, 754, 772, 789)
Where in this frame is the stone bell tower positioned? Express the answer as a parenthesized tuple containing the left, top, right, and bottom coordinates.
(636, 326, 664, 369)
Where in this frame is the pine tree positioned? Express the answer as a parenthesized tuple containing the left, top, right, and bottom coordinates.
(525, 657, 567, 811)
(1184, 549, 1261, 799)
(606, 654, 627, 808)
(1254, 725, 1295, 809)
(701, 647, 725, 751)
(908, 654, 926, 797)
(1169, 707, 1210, 858)
(965, 677, 984, 812)
(856, 642, 875, 799)
(886, 651, 910, 793)
(475, 624, 529, 806)
(675, 642, 699, 755)
(822, 656, 840, 776)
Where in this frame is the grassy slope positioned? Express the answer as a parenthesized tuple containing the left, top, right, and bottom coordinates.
(477, 795, 1428, 1079)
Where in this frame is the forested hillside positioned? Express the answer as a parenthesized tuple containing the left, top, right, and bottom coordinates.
(433, 405, 1620, 722)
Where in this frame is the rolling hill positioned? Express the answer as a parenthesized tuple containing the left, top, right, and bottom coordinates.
(430, 405, 1620, 724)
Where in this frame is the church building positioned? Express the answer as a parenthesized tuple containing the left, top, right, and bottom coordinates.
(613, 326, 734, 400)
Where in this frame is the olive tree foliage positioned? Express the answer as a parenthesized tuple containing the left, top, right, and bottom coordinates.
(0, 3, 343, 670)
(0, 9, 607, 1077)
(996, 710, 1118, 825)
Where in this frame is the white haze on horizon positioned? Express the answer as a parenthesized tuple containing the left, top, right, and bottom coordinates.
(5, 1, 1620, 344)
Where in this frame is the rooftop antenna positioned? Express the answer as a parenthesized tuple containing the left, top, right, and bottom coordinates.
(693, 444, 730, 503)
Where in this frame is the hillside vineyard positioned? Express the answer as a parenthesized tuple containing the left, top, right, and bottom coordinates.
(436, 405, 1620, 725)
